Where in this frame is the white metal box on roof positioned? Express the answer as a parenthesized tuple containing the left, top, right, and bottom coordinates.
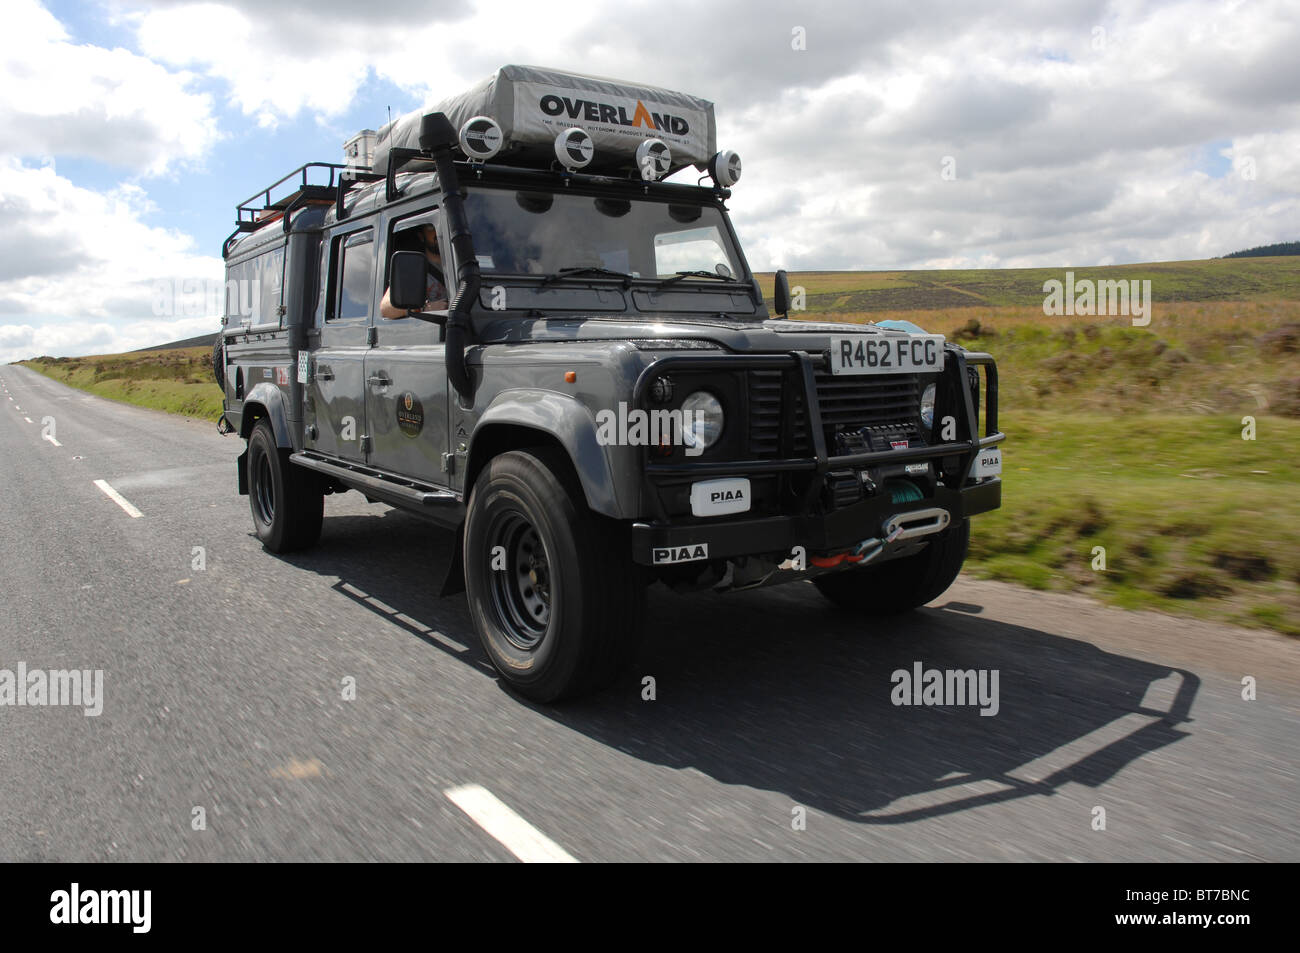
(372, 64, 718, 177)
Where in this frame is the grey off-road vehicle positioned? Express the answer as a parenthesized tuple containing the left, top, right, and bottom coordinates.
(216, 66, 1005, 702)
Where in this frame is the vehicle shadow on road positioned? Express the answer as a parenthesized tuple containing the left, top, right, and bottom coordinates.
(617, 583, 1199, 824)
(285, 506, 1200, 825)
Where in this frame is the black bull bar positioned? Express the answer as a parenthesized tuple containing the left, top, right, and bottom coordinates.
(629, 345, 1006, 565)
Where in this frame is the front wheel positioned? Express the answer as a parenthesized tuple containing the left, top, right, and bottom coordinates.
(464, 448, 644, 703)
(814, 518, 970, 615)
(246, 418, 323, 553)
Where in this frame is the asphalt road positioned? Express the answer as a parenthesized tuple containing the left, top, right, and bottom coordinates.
(1, 363, 1297, 862)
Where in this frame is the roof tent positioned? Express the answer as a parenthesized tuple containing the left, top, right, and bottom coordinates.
(372, 64, 718, 177)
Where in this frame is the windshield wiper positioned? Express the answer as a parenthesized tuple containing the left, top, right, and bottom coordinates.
(655, 270, 734, 288)
(539, 266, 635, 289)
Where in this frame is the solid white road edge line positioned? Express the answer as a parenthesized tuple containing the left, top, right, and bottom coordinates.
(444, 784, 578, 863)
(93, 479, 142, 518)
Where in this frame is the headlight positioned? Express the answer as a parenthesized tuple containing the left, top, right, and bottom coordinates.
(920, 382, 937, 430)
(681, 391, 724, 451)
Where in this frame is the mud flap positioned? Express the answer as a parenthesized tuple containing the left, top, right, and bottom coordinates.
(237, 449, 248, 495)
(435, 523, 465, 597)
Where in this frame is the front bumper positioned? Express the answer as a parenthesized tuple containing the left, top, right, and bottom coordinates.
(633, 479, 999, 565)
(630, 345, 1005, 567)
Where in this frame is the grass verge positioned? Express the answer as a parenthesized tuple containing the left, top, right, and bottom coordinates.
(969, 410, 1300, 636)
(19, 348, 223, 421)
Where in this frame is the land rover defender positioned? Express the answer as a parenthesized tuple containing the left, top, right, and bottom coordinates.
(216, 65, 1005, 702)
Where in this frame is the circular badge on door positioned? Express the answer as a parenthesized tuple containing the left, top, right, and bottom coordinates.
(397, 391, 424, 437)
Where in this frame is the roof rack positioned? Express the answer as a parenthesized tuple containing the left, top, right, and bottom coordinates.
(222, 146, 729, 259)
(222, 163, 346, 257)
(336, 169, 385, 222)
(384, 149, 439, 204)
(235, 162, 343, 228)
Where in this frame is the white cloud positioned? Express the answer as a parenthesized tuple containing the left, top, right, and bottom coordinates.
(716, 0, 1300, 270)
(121, 0, 1300, 272)
(0, 159, 223, 363)
(8, 0, 1300, 362)
(134, 2, 372, 127)
(0, 316, 217, 364)
(0, 0, 218, 175)
(132, 0, 482, 127)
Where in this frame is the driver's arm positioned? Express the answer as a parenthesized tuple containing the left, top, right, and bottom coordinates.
(379, 287, 405, 319)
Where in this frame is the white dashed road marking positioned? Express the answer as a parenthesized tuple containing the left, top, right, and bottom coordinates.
(444, 784, 578, 863)
(93, 479, 142, 518)
(24, 417, 32, 423)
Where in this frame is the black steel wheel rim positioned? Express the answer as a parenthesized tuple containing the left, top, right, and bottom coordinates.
(253, 449, 275, 525)
(487, 509, 552, 650)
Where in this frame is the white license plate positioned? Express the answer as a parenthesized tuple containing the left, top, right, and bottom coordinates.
(830, 335, 945, 375)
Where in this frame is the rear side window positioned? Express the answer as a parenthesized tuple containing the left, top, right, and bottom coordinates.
(224, 259, 252, 325)
(328, 229, 374, 321)
(255, 245, 285, 323)
(225, 243, 285, 326)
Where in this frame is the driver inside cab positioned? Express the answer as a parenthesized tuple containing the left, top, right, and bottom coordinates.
(380, 224, 448, 317)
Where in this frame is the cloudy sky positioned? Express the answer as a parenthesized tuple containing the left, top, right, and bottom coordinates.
(1, 0, 1297, 362)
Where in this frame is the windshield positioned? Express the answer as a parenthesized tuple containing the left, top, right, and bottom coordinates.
(462, 188, 744, 281)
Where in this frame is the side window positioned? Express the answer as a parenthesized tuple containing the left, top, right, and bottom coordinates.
(257, 245, 286, 325)
(313, 240, 328, 326)
(328, 229, 374, 321)
(224, 246, 286, 326)
(385, 207, 440, 288)
(223, 260, 249, 325)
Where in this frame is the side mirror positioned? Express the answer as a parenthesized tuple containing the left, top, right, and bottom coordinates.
(389, 251, 428, 311)
(774, 269, 790, 317)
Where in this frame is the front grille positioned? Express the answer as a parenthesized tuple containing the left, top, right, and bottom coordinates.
(747, 369, 921, 458)
(746, 370, 787, 457)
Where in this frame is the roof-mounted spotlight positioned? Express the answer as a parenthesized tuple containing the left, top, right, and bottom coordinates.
(554, 127, 594, 170)
(458, 116, 504, 161)
(708, 149, 742, 187)
(634, 138, 672, 181)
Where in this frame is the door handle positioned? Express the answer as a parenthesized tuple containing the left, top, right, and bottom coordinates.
(317, 366, 334, 381)
(367, 375, 392, 388)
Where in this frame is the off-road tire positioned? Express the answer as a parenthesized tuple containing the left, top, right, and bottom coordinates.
(247, 418, 323, 552)
(464, 447, 644, 702)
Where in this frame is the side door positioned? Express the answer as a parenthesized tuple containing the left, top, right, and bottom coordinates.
(363, 206, 450, 485)
(305, 225, 374, 463)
